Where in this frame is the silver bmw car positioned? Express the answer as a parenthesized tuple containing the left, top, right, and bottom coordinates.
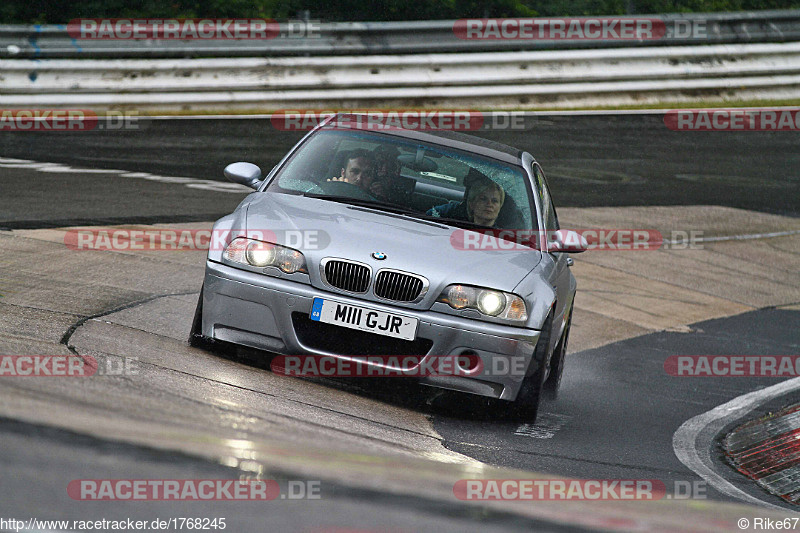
(190, 115, 581, 419)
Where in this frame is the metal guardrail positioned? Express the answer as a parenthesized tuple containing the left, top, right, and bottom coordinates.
(2, 42, 799, 111)
(1, 10, 800, 58)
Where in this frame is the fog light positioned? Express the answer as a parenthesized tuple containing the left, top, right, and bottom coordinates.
(456, 351, 482, 373)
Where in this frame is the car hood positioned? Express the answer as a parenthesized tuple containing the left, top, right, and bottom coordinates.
(244, 193, 542, 297)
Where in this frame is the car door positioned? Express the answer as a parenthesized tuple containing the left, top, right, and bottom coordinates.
(532, 163, 571, 346)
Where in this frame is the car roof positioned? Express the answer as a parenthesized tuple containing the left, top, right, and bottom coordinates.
(320, 115, 526, 166)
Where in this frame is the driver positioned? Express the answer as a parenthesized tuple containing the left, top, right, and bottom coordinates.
(328, 150, 376, 191)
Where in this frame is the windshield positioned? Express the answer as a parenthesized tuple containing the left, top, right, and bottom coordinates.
(266, 129, 538, 233)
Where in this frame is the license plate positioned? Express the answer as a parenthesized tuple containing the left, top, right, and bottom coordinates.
(310, 298, 418, 341)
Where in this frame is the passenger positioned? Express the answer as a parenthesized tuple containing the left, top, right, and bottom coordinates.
(369, 145, 402, 201)
(428, 170, 506, 228)
(467, 180, 505, 227)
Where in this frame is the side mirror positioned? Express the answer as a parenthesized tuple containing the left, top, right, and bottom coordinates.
(547, 229, 587, 253)
(224, 162, 262, 189)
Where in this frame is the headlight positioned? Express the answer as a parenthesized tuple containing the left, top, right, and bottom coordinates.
(477, 290, 505, 316)
(438, 284, 527, 321)
(246, 241, 276, 267)
(224, 237, 307, 274)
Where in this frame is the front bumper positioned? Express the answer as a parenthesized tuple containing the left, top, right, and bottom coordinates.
(202, 261, 540, 401)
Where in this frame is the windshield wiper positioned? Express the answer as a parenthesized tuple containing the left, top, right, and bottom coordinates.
(303, 193, 420, 216)
(408, 214, 490, 231)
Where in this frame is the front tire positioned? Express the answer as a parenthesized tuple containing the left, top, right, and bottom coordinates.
(504, 311, 554, 420)
(188, 284, 214, 349)
(543, 310, 571, 401)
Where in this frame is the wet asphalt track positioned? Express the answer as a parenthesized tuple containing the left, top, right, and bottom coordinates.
(432, 308, 800, 511)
